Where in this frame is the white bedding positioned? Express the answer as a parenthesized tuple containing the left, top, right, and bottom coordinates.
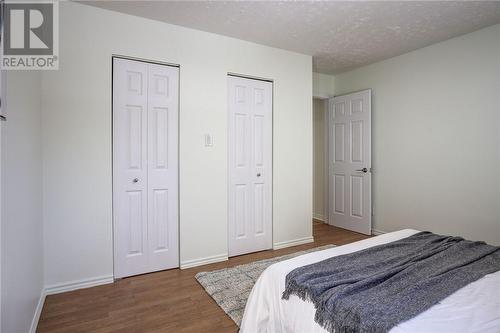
(240, 229, 500, 333)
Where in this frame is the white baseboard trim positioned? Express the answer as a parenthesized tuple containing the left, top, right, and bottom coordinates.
(312, 214, 326, 222)
(273, 236, 314, 250)
(30, 275, 114, 332)
(180, 253, 228, 269)
(44, 275, 114, 296)
(371, 228, 386, 236)
(29, 290, 46, 333)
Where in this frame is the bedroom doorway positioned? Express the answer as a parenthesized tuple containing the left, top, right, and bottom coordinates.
(112, 57, 180, 278)
(313, 97, 329, 223)
(328, 89, 372, 235)
(227, 75, 273, 257)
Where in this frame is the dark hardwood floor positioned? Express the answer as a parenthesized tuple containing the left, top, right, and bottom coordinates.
(37, 220, 369, 332)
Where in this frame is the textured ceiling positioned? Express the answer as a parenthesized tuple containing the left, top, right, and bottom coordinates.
(82, 1, 500, 74)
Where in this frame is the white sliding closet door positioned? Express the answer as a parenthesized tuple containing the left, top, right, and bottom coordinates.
(228, 75, 273, 257)
(113, 57, 179, 278)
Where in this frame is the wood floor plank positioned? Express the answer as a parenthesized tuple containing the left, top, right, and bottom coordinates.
(37, 221, 369, 332)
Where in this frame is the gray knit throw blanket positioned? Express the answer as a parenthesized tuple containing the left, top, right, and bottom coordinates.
(282, 232, 500, 333)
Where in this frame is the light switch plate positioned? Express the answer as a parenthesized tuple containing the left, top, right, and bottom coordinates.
(204, 134, 214, 147)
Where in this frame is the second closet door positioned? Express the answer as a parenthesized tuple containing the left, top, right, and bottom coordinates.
(228, 76, 273, 257)
(113, 58, 179, 278)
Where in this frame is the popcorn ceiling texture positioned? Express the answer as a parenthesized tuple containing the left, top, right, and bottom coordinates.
(83, 1, 500, 74)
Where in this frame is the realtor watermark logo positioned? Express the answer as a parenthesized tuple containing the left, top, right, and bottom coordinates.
(1, 1, 59, 70)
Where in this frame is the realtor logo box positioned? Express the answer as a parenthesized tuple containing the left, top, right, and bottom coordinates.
(1, 1, 59, 70)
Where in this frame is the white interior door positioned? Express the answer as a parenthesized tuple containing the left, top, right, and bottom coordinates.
(228, 75, 272, 257)
(113, 57, 179, 278)
(328, 90, 372, 235)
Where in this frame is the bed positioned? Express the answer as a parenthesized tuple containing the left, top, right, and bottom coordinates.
(240, 229, 500, 333)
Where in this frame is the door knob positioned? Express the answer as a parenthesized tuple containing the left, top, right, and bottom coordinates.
(356, 168, 368, 173)
(257, 173, 261, 177)
(132, 178, 139, 183)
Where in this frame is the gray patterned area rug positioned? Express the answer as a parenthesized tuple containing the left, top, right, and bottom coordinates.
(195, 244, 335, 326)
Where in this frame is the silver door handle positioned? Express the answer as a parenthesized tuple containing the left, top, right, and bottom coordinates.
(132, 178, 139, 183)
(356, 168, 368, 173)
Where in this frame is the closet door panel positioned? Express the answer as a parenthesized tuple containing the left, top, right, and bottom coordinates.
(113, 58, 149, 278)
(147, 63, 179, 271)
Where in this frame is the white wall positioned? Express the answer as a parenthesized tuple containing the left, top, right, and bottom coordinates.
(334, 24, 500, 244)
(1, 72, 44, 332)
(313, 98, 326, 221)
(313, 72, 335, 99)
(41, 2, 312, 286)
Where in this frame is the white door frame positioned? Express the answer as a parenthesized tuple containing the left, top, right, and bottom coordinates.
(327, 89, 372, 235)
(227, 73, 274, 256)
(111, 55, 181, 279)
